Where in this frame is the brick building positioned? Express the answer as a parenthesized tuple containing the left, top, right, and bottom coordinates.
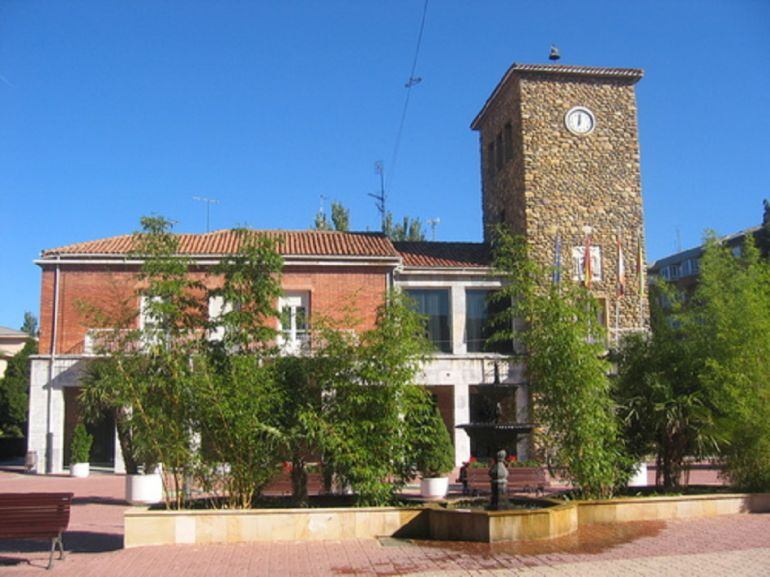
(29, 62, 649, 474)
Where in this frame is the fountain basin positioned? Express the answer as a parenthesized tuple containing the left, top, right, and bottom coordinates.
(124, 493, 770, 547)
(429, 497, 576, 542)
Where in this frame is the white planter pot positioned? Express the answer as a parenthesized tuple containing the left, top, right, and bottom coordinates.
(420, 476, 449, 499)
(628, 462, 648, 487)
(126, 473, 163, 505)
(70, 462, 90, 478)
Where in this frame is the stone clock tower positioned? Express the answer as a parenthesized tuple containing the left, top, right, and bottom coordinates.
(471, 63, 649, 334)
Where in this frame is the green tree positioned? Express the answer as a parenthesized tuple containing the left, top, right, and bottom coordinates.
(383, 212, 426, 241)
(314, 211, 331, 231)
(490, 228, 628, 498)
(614, 283, 720, 489)
(757, 199, 770, 258)
(80, 216, 205, 508)
(314, 201, 350, 232)
(194, 231, 286, 508)
(330, 201, 350, 232)
(81, 355, 146, 475)
(274, 292, 433, 507)
(0, 339, 37, 438)
(691, 234, 770, 490)
(70, 423, 93, 463)
(409, 398, 455, 478)
(20, 312, 38, 337)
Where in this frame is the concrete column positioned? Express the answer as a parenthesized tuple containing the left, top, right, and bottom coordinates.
(453, 382, 471, 466)
(450, 285, 466, 354)
(27, 359, 49, 474)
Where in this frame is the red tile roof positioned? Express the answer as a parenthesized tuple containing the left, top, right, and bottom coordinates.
(471, 62, 644, 130)
(42, 231, 495, 269)
(394, 241, 491, 269)
(506, 63, 644, 79)
(42, 230, 400, 259)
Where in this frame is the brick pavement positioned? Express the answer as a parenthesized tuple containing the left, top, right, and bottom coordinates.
(1, 468, 769, 576)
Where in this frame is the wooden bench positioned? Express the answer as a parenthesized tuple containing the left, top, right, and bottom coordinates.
(458, 466, 547, 495)
(0, 493, 73, 570)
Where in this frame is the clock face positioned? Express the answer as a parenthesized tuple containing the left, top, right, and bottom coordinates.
(565, 106, 595, 135)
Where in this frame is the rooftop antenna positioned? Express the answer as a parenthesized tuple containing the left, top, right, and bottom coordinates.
(549, 44, 561, 61)
(369, 161, 387, 230)
(192, 196, 220, 233)
(319, 193, 327, 217)
(427, 217, 440, 241)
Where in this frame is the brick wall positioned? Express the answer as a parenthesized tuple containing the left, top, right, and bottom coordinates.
(37, 263, 390, 355)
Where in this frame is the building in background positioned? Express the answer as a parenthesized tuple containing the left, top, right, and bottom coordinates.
(0, 326, 30, 379)
(648, 226, 764, 293)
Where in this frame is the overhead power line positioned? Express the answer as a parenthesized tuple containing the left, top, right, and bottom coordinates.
(386, 0, 429, 194)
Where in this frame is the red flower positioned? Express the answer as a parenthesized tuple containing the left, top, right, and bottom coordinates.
(506, 455, 517, 462)
(468, 456, 478, 463)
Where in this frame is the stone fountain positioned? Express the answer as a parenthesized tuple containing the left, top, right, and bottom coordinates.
(456, 363, 536, 510)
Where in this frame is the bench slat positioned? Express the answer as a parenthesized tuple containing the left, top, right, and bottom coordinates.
(0, 493, 73, 540)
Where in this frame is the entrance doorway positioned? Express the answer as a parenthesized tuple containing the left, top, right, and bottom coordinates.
(63, 387, 115, 467)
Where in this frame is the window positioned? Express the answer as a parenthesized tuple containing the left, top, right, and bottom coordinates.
(139, 295, 163, 346)
(669, 264, 681, 280)
(208, 295, 234, 342)
(405, 289, 451, 353)
(278, 292, 309, 354)
(495, 132, 504, 171)
(504, 122, 513, 162)
(572, 246, 602, 282)
(465, 290, 512, 353)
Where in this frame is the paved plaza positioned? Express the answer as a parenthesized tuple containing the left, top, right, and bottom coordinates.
(1, 468, 770, 576)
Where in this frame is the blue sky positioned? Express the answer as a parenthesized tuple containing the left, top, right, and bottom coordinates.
(1, 1, 769, 329)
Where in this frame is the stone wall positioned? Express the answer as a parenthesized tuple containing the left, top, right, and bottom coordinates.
(475, 67, 649, 333)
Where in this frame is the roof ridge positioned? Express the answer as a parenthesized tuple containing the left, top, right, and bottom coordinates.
(41, 228, 398, 259)
(394, 240, 487, 246)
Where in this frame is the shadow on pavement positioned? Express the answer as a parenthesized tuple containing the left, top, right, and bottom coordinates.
(72, 495, 128, 506)
(0, 530, 123, 556)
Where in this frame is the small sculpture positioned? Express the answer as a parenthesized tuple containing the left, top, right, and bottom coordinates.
(489, 449, 510, 510)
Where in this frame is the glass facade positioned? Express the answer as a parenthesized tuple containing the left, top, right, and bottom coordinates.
(465, 290, 512, 354)
(405, 289, 451, 353)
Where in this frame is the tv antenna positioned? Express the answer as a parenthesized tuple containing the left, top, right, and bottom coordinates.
(427, 217, 440, 241)
(193, 196, 220, 232)
(369, 161, 387, 230)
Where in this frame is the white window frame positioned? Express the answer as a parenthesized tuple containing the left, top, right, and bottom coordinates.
(278, 292, 310, 355)
(138, 295, 164, 346)
(207, 295, 233, 342)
